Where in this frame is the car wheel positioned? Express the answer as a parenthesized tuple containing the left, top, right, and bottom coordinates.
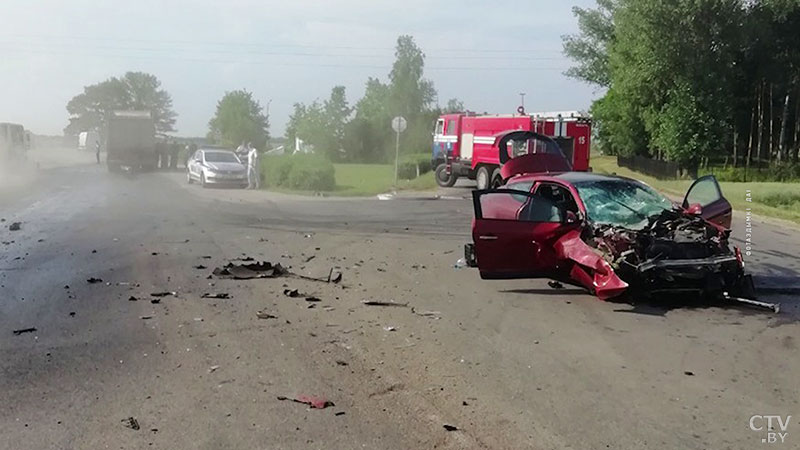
(476, 166, 490, 190)
(187, 171, 193, 184)
(200, 172, 207, 188)
(435, 164, 457, 187)
(490, 168, 503, 189)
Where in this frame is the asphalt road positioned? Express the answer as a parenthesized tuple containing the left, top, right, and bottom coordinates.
(1, 162, 799, 449)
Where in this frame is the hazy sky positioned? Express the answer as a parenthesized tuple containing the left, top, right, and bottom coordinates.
(0, 0, 601, 137)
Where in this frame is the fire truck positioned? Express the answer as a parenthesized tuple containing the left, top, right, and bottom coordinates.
(432, 111, 591, 188)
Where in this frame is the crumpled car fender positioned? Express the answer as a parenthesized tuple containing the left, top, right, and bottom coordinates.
(554, 230, 628, 300)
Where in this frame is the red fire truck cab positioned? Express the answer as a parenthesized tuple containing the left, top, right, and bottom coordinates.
(432, 111, 592, 188)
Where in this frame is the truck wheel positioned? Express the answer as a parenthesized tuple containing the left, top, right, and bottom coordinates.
(435, 164, 457, 187)
(200, 173, 208, 188)
(490, 168, 504, 189)
(476, 166, 490, 190)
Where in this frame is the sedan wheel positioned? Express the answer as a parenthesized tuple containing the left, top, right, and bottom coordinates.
(200, 173, 207, 188)
(187, 171, 193, 184)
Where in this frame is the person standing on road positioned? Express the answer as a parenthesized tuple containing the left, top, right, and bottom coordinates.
(247, 143, 260, 189)
(95, 140, 101, 164)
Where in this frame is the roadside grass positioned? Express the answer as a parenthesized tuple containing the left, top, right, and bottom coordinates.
(592, 156, 800, 225)
(264, 163, 438, 197)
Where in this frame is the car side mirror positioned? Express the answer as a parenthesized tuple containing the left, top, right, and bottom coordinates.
(564, 210, 578, 224)
(687, 203, 703, 216)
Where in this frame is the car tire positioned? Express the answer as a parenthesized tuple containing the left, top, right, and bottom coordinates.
(490, 168, 503, 189)
(435, 164, 457, 187)
(476, 166, 490, 190)
(200, 172, 207, 188)
(187, 171, 193, 184)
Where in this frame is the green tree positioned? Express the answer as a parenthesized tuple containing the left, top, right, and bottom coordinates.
(443, 98, 466, 113)
(65, 71, 177, 136)
(208, 90, 270, 149)
(323, 86, 352, 160)
(562, 0, 618, 87)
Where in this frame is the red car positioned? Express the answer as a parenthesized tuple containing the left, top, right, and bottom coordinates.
(467, 131, 760, 305)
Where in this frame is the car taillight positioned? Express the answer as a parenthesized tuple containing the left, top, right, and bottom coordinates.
(734, 246, 744, 269)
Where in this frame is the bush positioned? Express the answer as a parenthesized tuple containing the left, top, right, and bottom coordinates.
(700, 163, 800, 182)
(262, 154, 336, 191)
(398, 153, 432, 180)
(760, 192, 800, 210)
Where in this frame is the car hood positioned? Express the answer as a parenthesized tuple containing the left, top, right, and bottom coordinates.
(205, 162, 244, 171)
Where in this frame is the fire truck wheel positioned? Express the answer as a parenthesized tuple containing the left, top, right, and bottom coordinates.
(490, 168, 503, 188)
(435, 164, 457, 187)
(476, 166, 490, 190)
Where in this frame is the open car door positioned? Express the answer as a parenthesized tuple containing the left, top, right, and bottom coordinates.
(682, 175, 732, 229)
(472, 189, 570, 279)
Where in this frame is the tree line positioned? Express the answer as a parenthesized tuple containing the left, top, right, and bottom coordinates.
(285, 35, 464, 163)
(563, 0, 800, 170)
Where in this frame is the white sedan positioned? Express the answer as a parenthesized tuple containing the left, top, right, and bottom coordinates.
(187, 148, 248, 188)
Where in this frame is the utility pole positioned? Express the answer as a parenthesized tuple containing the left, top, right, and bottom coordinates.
(519, 92, 526, 110)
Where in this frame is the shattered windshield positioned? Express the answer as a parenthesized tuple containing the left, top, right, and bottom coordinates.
(205, 152, 239, 163)
(574, 179, 672, 229)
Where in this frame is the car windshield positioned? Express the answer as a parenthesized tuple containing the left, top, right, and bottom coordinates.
(204, 152, 239, 163)
(574, 179, 672, 229)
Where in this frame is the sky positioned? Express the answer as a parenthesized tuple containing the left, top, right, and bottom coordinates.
(0, 0, 601, 137)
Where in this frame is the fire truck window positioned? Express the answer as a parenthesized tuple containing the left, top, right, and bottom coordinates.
(435, 120, 444, 136)
(446, 120, 456, 135)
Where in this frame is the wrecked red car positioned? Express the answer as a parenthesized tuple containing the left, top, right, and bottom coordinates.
(465, 131, 770, 310)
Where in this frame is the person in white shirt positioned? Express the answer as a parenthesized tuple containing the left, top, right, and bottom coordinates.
(247, 144, 260, 189)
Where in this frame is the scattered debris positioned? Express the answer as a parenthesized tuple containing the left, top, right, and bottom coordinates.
(277, 395, 334, 409)
(304, 255, 316, 263)
(684, 371, 695, 376)
(202, 293, 230, 299)
(335, 360, 349, 366)
(140, 315, 153, 320)
(87, 277, 103, 284)
(443, 424, 459, 432)
(122, 417, 140, 430)
(150, 291, 176, 297)
(128, 296, 139, 302)
(256, 311, 278, 319)
(12, 327, 36, 335)
(284, 289, 300, 298)
(8, 222, 21, 231)
(335, 411, 346, 416)
(193, 265, 207, 270)
(548, 280, 564, 289)
(305, 296, 321, 303)
(383, 326, 397, 332)
(362, 300, 409, 307)
(411, 308, 441, 318)
(69, 312, 76, 317)
(454, 258, 468, 269)
(91, 249, 97, 253)
(213, 261, 288, 280)
(201, 255, 212, 259)
(208, 365, 220, 373)
(151, 252, 159, 256)
(150, 299, 161, 304)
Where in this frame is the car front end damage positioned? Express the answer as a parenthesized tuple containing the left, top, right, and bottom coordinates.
(567, 208, 774, 311)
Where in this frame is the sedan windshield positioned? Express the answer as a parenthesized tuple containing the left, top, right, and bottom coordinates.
(574, 179, 672, 229)
(204, 151, 239, 163)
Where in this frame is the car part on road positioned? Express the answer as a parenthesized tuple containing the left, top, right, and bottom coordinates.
(151, 291, 176, 297)
(722, 292, 780, 313)
(8, 221, 21, 231)
(548, 281, 564, 289)
(284, 289, 300, 298)
(443, 424, 459, 431)
(362, 300, 409, 307)
(202, 293, 230, 299)
(12, 327, 36, 335)
(213, 261, 288, 280)
(305, 296, 321, 302)
(256, 311, 278, 319)
(86, 277, 103, 284)
(128, 296, 138, 301)
(121, 417, 140, 431)
(277, 395, 334, 409)
(193, 264, 207, 270)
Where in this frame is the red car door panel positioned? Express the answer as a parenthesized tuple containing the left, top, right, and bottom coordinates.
(472, 189, 569, 279)
(682, 175, 732, 228)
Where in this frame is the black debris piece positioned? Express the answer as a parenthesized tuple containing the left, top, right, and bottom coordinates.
(329, 270, 342, 284)
(277, 395, 333, 409)
(63, 285, 69, 289)
(150, 299, 161, 304)
(193, 265, 207, 270)
(202, 293, 230, 299)
(13, 327, 36, 335)
(462, 401, 469, 406)
(548, 281, 564, 289)
(684, 371, 695, 376)
(9, 222, 21, 231)
(151, 291, 176, 297)
(305, 297, 321, 303)
(128, 296, 138, 302)
(213, 261, 288, 280)
(91, 249, 97, 254)
(122, 417, 140, 430)
(201, 255, 212, 259)
(443, 424, 459, 431)
(69, 312, 76, 317)
(151, 252, 159, 256)
(307, 304, 317, 309)
(256, 311, 278, 319)
(304, 255, 316, 263)
(237, 256, 255, 262)
(362, 300, 409, 307)
(335, 411, 346, 416)
(284, 289, 300, 298)
(336, 360, 349, 366)
(87, 277, 103, 284)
